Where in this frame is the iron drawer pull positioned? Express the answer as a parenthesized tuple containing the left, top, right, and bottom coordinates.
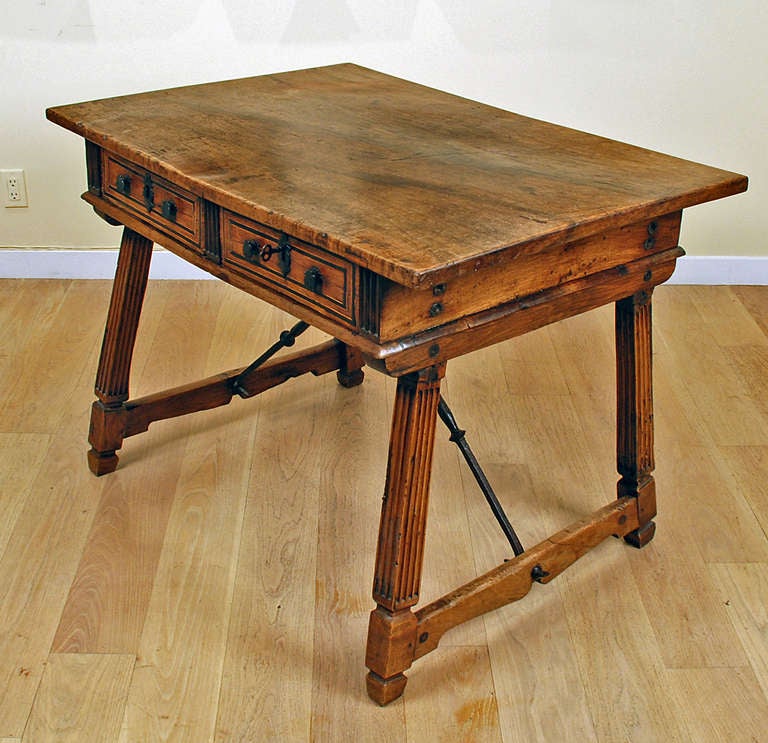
(142, 173, 154, 210)
(304, 267, 323, 294)
(161, 199, 177, 221)
(243, 234, 292, 277)
(115, 174, 131, 196)
(243, 239, 261, 263)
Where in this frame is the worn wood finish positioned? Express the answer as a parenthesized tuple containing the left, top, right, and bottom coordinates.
(366, 247, 681, 376)
(374, 212, 682, 341)
(45, 64, 749, 707)
(46, 64, 746, 289)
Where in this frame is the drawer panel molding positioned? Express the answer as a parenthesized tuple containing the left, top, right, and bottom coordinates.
(221, 210, 355, 324)
(103, 153, 201, 249)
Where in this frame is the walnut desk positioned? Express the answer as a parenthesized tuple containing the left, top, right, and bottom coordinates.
(47, 64, 747, 705)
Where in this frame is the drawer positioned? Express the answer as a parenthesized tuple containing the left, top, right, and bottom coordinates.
(221, 211, 354, 323)
(103, 153, 201, 248)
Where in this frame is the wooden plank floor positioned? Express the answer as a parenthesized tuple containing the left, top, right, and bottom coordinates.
(0, 280, 766, 742)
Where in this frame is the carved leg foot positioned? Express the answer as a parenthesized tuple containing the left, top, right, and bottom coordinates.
(87, 400, 128, 475)
(366, 672, 408, 706)
(624, 520, 656, 548)
(336, 343, 365, 388)
(87, 448, 119, 476)
(619, 477, 657, 548)
(337, 367, 364, 388)
(365, 608, 418, 705)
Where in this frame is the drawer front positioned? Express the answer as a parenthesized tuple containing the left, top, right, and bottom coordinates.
(103, 154, 201, 247)
(222, 211, 354, 323)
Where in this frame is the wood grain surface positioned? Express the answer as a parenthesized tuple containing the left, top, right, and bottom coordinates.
(46, 64, 747, 287)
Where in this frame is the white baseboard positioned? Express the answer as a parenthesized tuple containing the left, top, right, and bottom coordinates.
(668, 255, 768, 285)
(0, 248, 212, 280)
(0, 248, 766, 285)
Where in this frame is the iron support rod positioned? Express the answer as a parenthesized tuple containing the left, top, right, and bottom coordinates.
(438, 395, 525, 556)
(230, 320, 310, 398)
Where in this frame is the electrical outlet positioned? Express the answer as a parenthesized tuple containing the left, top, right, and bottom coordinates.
(2, 169, 28, 207)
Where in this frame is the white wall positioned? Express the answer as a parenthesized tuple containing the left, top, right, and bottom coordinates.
(1, 0, 765, 258)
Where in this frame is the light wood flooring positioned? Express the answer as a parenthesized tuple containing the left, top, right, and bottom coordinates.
(0, 280, 766, 742)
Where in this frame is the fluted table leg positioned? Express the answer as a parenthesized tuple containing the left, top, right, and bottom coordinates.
(87, 227, 153, 475)
(365, 364, 444, 704)
(616, 291, 657, 547)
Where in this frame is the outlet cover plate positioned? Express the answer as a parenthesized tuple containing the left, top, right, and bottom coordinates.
(2, 169, 28, 207)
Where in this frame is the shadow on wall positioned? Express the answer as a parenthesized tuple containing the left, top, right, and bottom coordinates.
(1, 0, 552, 46)
(2, 0, 746, 57)
(3, 0, 424, 43)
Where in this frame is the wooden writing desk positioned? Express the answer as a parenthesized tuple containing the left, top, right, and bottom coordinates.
(47, 64, 747, 705)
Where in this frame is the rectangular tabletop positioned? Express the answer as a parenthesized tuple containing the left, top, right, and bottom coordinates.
(47, 63, 747, 289)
